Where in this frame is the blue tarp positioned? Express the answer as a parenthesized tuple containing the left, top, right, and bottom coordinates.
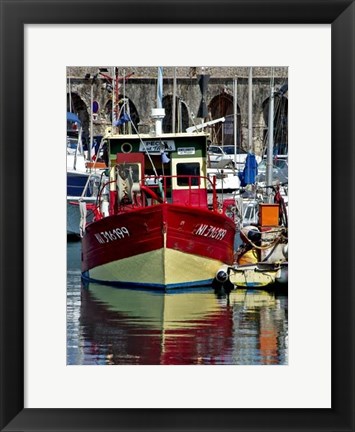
(238, 153, 258, 187)
(67, 112, 81, 125)
(114, 112, 131, 127)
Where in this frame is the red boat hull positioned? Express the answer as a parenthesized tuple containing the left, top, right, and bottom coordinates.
(82, 203, 235, 290)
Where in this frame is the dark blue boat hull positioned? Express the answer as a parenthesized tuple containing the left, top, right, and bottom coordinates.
(67, 172, 91, 197)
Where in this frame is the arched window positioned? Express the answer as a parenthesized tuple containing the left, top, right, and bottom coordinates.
(67, 92, 90, 148)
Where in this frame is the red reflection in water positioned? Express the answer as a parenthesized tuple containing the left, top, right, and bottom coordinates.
(78, 286, 287, 365)
(80, 288, 234, 365)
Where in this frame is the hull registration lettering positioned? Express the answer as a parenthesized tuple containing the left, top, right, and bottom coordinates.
(193, 224, 227, 240)
(94, 227, 130, 244)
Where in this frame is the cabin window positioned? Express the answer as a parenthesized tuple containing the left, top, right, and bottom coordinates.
(176, 162, 200, 186)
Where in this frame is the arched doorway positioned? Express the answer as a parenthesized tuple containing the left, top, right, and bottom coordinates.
(67, 92, 89, 148)
(162, 95, 189, 133)
(262, 94, 288, 155)
(208, 94, 241, 147)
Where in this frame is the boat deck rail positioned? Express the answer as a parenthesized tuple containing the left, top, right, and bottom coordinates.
(92, 174, 220, 218)
(141, 174, 218, 211)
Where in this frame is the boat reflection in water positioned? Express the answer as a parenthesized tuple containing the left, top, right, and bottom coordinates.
(78, 283, 288, 365)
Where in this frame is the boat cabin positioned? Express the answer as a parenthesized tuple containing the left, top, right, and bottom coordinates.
(102, 132, 214, 215)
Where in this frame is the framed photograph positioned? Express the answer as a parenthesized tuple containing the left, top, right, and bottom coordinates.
(1, 0, 354, 431)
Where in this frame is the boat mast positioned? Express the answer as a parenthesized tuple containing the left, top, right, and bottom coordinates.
(248, 67, 253, 152)
(68, 68, 72, 113)
(233, 76, 238, 166)
(111, 66, 115, 129)
(266, 68, 275, 200)
(172, 67, 177, 134)
(115, 67, 119, 127)
(90, 78, 94, 161)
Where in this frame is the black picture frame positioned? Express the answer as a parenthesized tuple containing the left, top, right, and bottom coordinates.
(1, 1, 354, 431)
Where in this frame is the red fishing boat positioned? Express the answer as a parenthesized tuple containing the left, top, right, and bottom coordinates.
(81, 130, 236, 290)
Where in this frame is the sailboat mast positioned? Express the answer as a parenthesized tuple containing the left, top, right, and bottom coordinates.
(266, 68, 275, 199)
(233, 77, 238, 166)
(248, 67, 253, 152)
(172, 67, 177, 133)
(115, 67, 119, 126)
(111, 66, 115, 128)
(90, 80, 93, 161)
(68, 68, 72, 113)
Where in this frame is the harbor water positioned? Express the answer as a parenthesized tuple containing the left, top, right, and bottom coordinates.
(67, 240, 288, 365)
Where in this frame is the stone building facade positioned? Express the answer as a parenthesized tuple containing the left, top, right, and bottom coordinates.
(67, 66, 288, 156)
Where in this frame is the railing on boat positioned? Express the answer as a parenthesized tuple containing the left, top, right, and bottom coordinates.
(92, 174, 219, 219)
(143, 174, 218, 209)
